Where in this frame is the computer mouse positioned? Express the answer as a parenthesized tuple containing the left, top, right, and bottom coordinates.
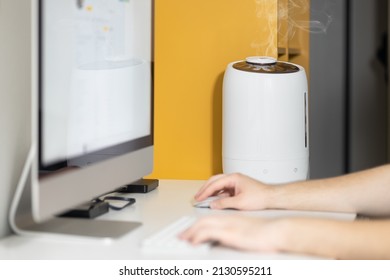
(192, 196, 220, 208)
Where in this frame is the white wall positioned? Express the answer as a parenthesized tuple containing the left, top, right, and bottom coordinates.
(0, 0, 32, 238)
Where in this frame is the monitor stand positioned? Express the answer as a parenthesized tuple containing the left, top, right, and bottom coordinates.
(9, 147, 141, 239)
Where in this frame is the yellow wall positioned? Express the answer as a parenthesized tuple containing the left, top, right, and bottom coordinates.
(150, 0, 309, 180)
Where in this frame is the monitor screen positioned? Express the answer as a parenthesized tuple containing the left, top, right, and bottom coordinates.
(34, 0, 154, 222)
(40, 0, 152, 169)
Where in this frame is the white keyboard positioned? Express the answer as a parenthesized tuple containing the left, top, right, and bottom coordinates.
(141, 216, 211, 255)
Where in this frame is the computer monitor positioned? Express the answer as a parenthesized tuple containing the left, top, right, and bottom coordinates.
(10, 0, 154, 238)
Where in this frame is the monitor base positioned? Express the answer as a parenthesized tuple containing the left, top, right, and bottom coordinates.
(26, 217, 142, 239)
(9, 146, 141, 240)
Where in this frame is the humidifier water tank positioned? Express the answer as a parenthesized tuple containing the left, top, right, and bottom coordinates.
(222, 56, 309, 184)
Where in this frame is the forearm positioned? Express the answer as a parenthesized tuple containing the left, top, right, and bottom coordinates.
(268, 164, 390, 216)
(276, 218, 390, 259)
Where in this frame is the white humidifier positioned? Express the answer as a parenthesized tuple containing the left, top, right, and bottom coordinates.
(222, 56, 309, 184)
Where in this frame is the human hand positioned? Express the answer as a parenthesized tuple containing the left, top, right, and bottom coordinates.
(179, 215, 284, 253)
(195, 173, 275, 210)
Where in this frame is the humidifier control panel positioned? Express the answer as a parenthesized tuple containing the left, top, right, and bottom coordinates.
(233, 56, 300, 74)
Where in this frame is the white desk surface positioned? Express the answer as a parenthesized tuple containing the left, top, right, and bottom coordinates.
(0, 180, 356, 260)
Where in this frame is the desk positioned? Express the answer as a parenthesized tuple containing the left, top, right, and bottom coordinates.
(0, 180, 355, 260)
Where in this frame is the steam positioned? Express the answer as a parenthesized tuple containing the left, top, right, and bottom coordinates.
(251, 0, 278, 57)
(252, 0, 333, 56)
(286, 0, 333, 35)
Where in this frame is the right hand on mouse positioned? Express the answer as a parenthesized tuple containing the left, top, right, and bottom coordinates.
(195, 173, 277, 210)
